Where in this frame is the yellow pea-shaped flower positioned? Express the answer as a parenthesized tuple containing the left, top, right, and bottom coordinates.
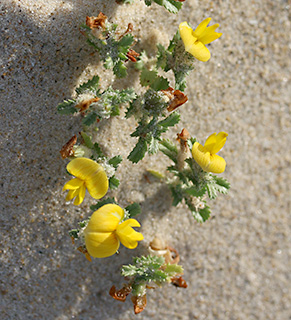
(179, 18, 222, 62)
(84, 204, 144, 258)
(192, 132, 228, 173)
(63, 157, 108, 205)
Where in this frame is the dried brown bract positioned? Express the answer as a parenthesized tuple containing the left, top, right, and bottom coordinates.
(109, 285, 132, 302)
(161, 87, 188, 112)
(86, 12, 107, 30)
(131, 294, 147, 314)
(171, 276, 188, 288)
(118, 23, 133, 40)
(126, 49, 140, 62)
(177, 128, 190, 149)
(60, 135, 77, 159)
(75, 97, 99, 112)
(77, 246, 92, 262)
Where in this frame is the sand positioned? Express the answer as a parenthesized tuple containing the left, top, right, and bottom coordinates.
(1, 0, 290, 319)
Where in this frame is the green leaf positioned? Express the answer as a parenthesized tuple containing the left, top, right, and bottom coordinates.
(150, 76, 169, 91)
(57, 99, 77, 115)
(184, 186, 207, 197)
(68, 229, 79, 239)
(90, 197, 117, 211)
(108, 155, 123, 168)
(170, 185, 183, 206)
(82, 112, 98, 126)
(199, 205, 211, 222)
(159, 139, 178, 163)
(120, 88, 137, 103)
(164, 264, 183, 277)
(128, 138, 147, 163)
(75, 75, 100, 95)
(156, 44, 167, 70)
(140, 69, 158, 87)
(125, 203, 141, 217)
(109, 175, 120, 189)
(104, 56, 114, 69)
(81, 132, 94, 149)
(158, 112, 180, 128)
(118, 34, 134, 48)
(152, 0, 182, 13)
(168, 30, 180, 52)
(93, 142, 104, 158)
(212, 176, 231, 192)
(113, 60, 127, 78)
(148, 136, 159, 155)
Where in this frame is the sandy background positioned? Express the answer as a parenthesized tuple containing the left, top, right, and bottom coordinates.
(1, 0, 290, 319)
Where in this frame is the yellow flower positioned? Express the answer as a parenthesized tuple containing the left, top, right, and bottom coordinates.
(83, 204, 144, 258)
(63, 157, 108, 205)
(179, 18, 222, 62)
(192, 132, 228, 173)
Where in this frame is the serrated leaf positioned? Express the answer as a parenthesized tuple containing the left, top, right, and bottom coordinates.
(168, 30, 180, 52)
(104, 56, 114, 69)
(113, 60, 127, 78)
(93, 142, 104, 158)
(158, 112, 180, 128)
(57, 99, 77, 115)
(82, 112, 98, 126)
(170, 185, 183, 206)
(185, 186, 207, 197)
(109, 175, 120, 189)
(156, 44, 167, 70)
(118, 34, 134, 48)
(125, 202, 141, 217)
(108, 155, 122, 168)
(212, 176, 231, 192)
(150, 76, 169, 91)
(75, 76, 100, 95)
(152, 0, 182, 13)
(128, 138, 147, 163)
(81, 132, 94, 149)
(199, 205, 211, 222)
(90, 197, 117, 211)
(148, 136, 159, 155)
(120, 88, 136, 103)
(164, 264, 183, 277)
(140, 69, 158, 87)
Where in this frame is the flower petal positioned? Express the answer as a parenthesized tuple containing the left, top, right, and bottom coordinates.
(63, 178, 83, 191)
(192, 142, 211, 171)
(186, 41, 211, 62)
(207, 154, 226, 173)
(179, 22, 197, 50)
(86, 171, 108, 200)
(65, 188, 79, 201)
(204, 132, 228, 154)
(73, 183, 86, 205)
(116, 219, 144, 249)
(84, 231, 120, 258)
(193, 17, 211, 38)
(67, 158, 108, 200)
(86, 204, 124, 233)
(199, 24, 222, 45)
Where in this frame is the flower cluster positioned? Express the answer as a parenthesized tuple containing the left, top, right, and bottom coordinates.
(57, 9, 229, 314)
